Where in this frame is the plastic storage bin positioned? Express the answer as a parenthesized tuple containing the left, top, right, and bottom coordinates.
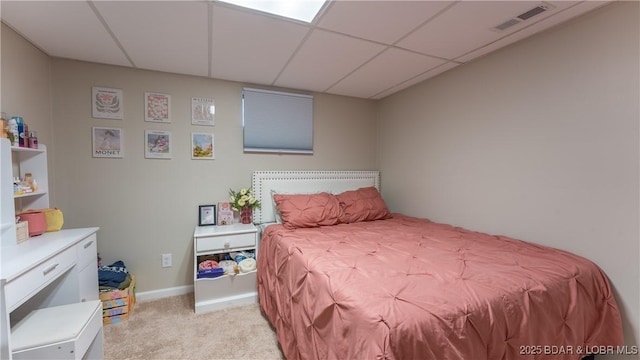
(99, 275, 136, 324)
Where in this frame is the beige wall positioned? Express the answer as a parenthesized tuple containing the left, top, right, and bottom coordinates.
(378, 1, 639, 349)
(1, 23, 53, 190)
(49, 59, 378, 293)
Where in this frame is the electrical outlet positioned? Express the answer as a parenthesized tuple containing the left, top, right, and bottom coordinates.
(161, 253, 172, 268)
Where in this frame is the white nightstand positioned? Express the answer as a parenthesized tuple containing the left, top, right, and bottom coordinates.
(193, 223, 258, 314)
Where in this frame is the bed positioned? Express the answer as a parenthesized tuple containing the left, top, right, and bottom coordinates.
(253, 171, 623, 360)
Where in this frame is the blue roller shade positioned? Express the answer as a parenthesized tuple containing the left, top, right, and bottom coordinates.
(242, 88, 313, 154)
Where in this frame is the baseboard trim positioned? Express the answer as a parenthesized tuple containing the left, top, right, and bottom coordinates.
(194, 292, 258, 314)
(136, 285, 194, 302)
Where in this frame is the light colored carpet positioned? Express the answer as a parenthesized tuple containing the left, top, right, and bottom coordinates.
(103, 293, 285, 360)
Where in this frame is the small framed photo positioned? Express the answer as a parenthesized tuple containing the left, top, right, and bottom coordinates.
(199, 205, 216, 226)
(191, 132, 214, 160)
(92, 87, 123, 119)
(92, 127, 123, 158)
(191, 97, 215, 126)
(145, 130, 172, 159)
(218, 202, 234, 225)
(145, 92, 171, 123)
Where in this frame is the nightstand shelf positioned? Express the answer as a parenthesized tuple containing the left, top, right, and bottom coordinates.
(193, 223, 258, 314)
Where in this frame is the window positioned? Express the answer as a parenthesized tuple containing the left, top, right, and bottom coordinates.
(242, 88, 313, 154)
(217, 0, 326, 23)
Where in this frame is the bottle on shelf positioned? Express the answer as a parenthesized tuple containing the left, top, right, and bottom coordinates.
(0, 112, 7, 139)
(7, 117, 19, 146)
(28, 131, 38, 149)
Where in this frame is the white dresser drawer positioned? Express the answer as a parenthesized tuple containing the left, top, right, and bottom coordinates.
(5, 246, 76, 311)
(196, 232, 255, 253)
(77, 233, 97, 270)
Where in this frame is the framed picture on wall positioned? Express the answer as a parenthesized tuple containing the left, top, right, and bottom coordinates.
(92, 87, 123, 119)
(191, 132, 214, 160)
(191, 97, 215, 126)
(92, 127, 123, 158)
(198, 205, 216, 226)
(145, 130, 172, 159)
(145, 92, 171, 123)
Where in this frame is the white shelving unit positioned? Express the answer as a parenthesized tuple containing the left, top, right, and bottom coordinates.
(11, 142, 49, 212)
(193, 223, 258, 314)
(1, 138, 49, 247)
(0, 139, 16, 247)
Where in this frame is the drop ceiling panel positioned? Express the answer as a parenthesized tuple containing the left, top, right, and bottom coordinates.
(0, 1, 130, 67)
(94, 1, 209, 77)
(275, 29, 386, 92)
(328, 48, 446, 99)
(398, 1, 548, 60)
(317, 1, 453, 45)
(456, 1, 607, 63)
(0, 0, 611, 99)
(210, 4, 309, 85)
(372, 61, 460, 100)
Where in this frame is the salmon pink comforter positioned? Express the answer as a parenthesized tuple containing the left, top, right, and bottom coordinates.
(257, 215, 623, 360)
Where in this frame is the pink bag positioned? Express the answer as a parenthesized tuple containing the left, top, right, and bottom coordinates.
(17, 210, 47, 237)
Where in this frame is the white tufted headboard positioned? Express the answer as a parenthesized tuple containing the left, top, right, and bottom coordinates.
(252, 170, 380, 225)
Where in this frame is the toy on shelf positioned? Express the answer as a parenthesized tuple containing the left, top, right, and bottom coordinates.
(13, 173, 38, 196)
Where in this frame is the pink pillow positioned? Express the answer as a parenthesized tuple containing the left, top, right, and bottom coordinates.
(273, 192, 343, 229)
(336, 187, 392, 224)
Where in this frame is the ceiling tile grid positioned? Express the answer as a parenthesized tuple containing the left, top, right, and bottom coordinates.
(273, 28, 386, 92)
(398, 1, 551, 60)
(94, 1, 210, 77)
(210, 3, 310, 85)
(454, 1, 605, 63)
(316, 1, 453, 45)
(327, 47, 447, 99)
(0, 0, 612, 99)
(373, 61, 461, 100)
(1, 1, 131, 67)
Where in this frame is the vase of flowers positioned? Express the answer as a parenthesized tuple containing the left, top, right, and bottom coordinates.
(229, 187, 261, 224)
(239, 207, 252, 225)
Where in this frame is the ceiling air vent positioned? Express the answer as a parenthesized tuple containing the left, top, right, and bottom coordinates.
(491, 2, 554, 32)
(494, 18, 521, 31)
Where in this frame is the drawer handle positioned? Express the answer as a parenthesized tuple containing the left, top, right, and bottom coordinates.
(42, 263, 59, 276)
(83, 240, 94, 249)
(224, 241, 230, 249)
